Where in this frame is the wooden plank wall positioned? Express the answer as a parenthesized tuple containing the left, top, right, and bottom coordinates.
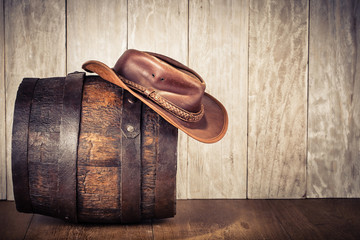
(187, 0, 247, 198)
(4, 0, 66, 200)
(0, 0, 6, 199)
(308, 0, 360, 198)
(1, 0, 359, 200)
(67, 0, 127, 73)
(248, 0, 308, 198)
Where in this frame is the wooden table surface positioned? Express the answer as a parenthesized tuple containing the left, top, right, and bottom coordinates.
(1, 199, 360, 240)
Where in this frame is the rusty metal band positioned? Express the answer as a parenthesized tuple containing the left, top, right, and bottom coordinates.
(121, 77, 205, 122)
(12, 78, 38, 213)
(120, 90, 142, 223)
(58, 72, 85, 222)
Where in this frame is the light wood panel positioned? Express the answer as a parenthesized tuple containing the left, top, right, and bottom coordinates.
(127, 0, 189, 199)
(248, 0, 308, 198)
(0, 0, 6, 200)
(66, 0, 127, 73)
(308, 0, 360, 198)
(187, 0, 248, 198)
(4, 0, 66, 200)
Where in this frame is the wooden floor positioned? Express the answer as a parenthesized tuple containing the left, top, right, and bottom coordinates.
(1, 199, 360, 240)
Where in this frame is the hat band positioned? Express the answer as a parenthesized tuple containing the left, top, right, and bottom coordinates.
(120, 77, 205, 122)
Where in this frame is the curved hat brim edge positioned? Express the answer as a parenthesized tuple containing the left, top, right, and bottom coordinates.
(82, 60, 228, 143)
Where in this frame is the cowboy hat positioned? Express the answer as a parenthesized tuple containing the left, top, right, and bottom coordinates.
(82, 49, 228, 143)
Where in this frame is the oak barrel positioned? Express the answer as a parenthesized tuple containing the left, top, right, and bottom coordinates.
(12, 72, 178, 223)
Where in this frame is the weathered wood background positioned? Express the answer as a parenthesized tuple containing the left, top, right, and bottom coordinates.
(1, 0, 359, 200)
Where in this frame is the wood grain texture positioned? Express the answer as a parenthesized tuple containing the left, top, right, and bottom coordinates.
(4, 0, 66, 200)
(127, 0, 189, 199)
(308, 0, 360, 198)
(141, 105, 160, 218)
(66, 0, 127, 73)
(127, 0, 187, 58)
(77, 77, 123, 223)
(153, 200, 360, 240)
(248, 0, 308, 198)
(186, 0, 248, 198)
(25, 215, 153, 240)
(11, 78, 38, 213)
(155, 116, 178, 218)
(268, 199, 360, 240)
(140, 104, 178, 219)
(289, 199, 360, 239)
(0, 0, 6, 200)
(152, 200, 290, 240)
(0, 201, 33, 240)
(28, 77, 65, 217)
(3, 200, 360, 239)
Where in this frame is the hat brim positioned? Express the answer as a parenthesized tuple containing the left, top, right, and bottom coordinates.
(82, 60, 228, 143)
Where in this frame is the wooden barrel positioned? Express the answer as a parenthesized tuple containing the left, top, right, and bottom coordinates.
(12, 72, 178, 223)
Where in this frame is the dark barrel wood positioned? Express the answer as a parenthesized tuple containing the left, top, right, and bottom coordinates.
(58, 72, 85, 222)
(12, 78, 38, 213)
(12, 73, 178, 223)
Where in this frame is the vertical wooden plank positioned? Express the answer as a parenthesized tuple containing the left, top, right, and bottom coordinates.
(187, 0, 247, 198)
(248, 0, 308, 198)
(11, 78, 38, 213)
(155, 117, 178, 217)
(0, 0, 6, 200)
(67, 0, 127, 73)
(127, 0, 188, 199)
(5, 0, 66, 200)
(308, 0, 360, 197)
(28, 77, 65, 217)
(77, 77, 123, 223)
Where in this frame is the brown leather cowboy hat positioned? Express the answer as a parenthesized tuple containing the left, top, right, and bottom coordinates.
(82, 49, 228, 143)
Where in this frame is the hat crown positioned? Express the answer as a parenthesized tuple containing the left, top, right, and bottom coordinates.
(113, 49, 206, 114)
